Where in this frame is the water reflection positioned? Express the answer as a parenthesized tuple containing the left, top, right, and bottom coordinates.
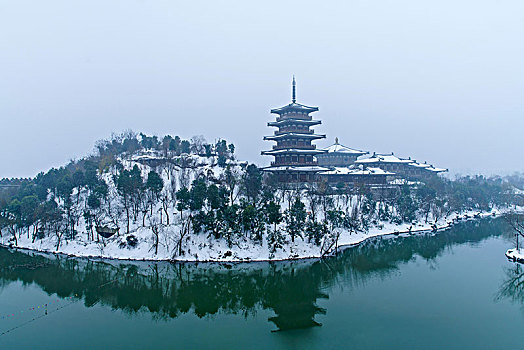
(496, 264, 524, 308)
(0, 218, 509, 332)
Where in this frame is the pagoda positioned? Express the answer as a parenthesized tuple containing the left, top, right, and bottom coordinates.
(262, 77, 327, 182)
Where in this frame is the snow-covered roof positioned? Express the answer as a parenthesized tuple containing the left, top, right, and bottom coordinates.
(355, 154, 447, 173)
(261, 148, 326, 155)
(409, 161, 431, 169)
(355, 153, 414, 164)
(409, 161, 447, 173)
(268, 119, 321, 127)
(264, 133, 326, 141)
(270, 102, 319, 115)
(262, 165, 329, 172)
(320, 142, 367, 155)
(426, 166, 448, 173)
(318, 167, 394, 176)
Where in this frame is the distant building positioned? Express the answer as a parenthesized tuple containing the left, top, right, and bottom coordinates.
(316, 138, 367, 167)
(355, 153, 447, 179)
(262, 77, 328, 182)
(261, 79, 447, 185)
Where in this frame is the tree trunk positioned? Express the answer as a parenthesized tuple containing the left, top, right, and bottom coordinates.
(163, 203, 170, 225)
(125, 203, 130, 234)
(11, 227, 17, 246)
(55, 230, 61, 251)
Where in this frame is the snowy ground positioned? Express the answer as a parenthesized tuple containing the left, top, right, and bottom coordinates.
(506, 248, 524, 263)
(0, 209, 505, 263)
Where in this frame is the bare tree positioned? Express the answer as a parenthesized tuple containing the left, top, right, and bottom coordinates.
(174, 215, 191, 258)
(151, 224, 160, 255)
(190, 135, 207, 155)
(505, 212, 524, 250)
(221, 166, 241, 205)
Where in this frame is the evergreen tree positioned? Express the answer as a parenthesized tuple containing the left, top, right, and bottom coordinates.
(117, 165, 143, 234)
(176, 187, 191, 219)
(285, 198, 307, 243)
(241, 164, 262, 205)
(266, 201, 282, 233)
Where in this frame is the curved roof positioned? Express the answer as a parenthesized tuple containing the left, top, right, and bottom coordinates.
(409, 161, 431, 169)
(268, 119, 321, 127)
(261, 148, 326, 155)
(408, 161, 448, 172)
(264, 133, 326, 141)
(320, 142, 367, 155)
(270, 102, 319, 115)
(355, 153, 414, 164)
(318, 167, 394, 176)
(426, 166, 448, 173)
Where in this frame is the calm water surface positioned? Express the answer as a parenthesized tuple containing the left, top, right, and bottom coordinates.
(1, 218, 523, 349)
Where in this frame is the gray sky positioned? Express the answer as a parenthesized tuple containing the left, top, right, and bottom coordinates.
(1, 0, 523, 178)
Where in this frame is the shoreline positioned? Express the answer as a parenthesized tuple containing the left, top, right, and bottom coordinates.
(0, 211, 500, 264)
(505, 248, 524, 263)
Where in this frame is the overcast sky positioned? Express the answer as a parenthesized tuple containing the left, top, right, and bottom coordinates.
(1, 0, 523, 178)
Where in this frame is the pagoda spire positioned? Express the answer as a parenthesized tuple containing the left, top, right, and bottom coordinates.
(292, 75, 296, 103)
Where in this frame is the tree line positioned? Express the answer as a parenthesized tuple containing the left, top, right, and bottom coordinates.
(0, 132, 522, 257)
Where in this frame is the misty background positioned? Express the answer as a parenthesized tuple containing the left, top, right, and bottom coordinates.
(0, 0, 522, 178)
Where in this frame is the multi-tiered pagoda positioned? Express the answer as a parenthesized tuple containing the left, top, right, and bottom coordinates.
(262, 77, 327, 182)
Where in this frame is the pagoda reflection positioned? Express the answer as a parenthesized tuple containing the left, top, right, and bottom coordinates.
(0, 217, 508, 332)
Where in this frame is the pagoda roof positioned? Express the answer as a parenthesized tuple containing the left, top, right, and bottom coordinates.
(320, 141, 367, 155)
(262, 165, 329, 172)
(268, 119, 321, 127)
(261, 148, 326, 155)
(270, 102, 319, 115)
(355, 153, 414, 164)
(264, 133, 326, 141)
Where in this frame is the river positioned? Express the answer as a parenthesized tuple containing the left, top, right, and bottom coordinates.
(1, 217, 523, 349)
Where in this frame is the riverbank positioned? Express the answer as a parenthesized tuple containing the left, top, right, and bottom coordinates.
(505, 248, 524, 263)
(1, 217, 521, 349)
(0, 209, 505, 263)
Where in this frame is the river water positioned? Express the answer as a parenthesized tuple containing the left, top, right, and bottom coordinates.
(0, 217, 523, 349)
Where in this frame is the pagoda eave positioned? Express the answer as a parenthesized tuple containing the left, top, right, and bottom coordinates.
(268, 119, 321, 127)
(264, 133, 326, 141)
(261, 149, 326, 155)
(270, 103, 319, 115)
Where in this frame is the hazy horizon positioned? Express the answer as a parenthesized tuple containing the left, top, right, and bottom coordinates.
(1, 0, 523, 178)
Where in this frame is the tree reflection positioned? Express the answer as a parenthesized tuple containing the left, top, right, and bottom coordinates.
(496, 264, 524, 307)
(0, 217, 508, 332)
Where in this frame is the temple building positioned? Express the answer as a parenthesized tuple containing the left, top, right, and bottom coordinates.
(262, 77, 328, 182)
(262, 78, 447, 185)
(355, 153, 447, 179)
(316, 138, 368, 167)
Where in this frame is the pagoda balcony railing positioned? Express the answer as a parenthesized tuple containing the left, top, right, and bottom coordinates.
(272, 144, 316, 150)
(274, 129, 314, 135)
(276, 115, 312, 122)
(271, 161, 318, 166)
